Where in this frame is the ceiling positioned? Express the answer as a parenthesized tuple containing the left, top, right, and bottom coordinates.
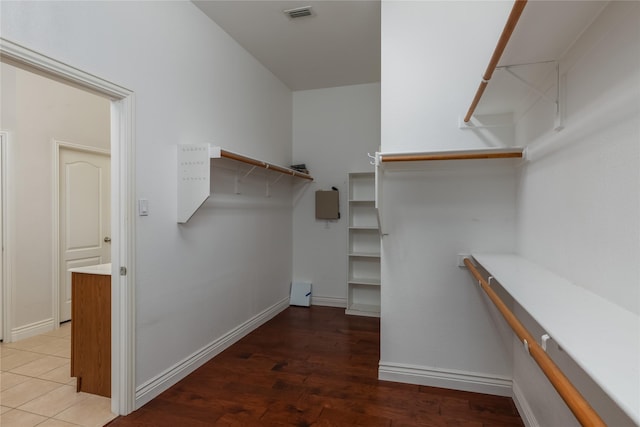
(193, 0, 381, 91)
(193, 0, 606, 103)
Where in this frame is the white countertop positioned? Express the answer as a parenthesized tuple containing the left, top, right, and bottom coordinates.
(68, 263, 112, 276)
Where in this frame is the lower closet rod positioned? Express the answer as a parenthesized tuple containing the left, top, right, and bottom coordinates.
(463, 258, 605, 427)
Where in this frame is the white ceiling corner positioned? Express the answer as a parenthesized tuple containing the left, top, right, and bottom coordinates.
(193, 0, 381, 91)
(193, 0, 606, 110)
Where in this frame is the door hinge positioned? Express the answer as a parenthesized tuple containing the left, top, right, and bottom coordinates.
(120, 266, 127, 276)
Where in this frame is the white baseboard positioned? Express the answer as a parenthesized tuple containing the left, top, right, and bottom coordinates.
(311, 296, 347, 308)
(135, 296, 289, 408)
(11, 318, 55, 342)
(378, 361, 512, 397)
(512, 380, 539, 427)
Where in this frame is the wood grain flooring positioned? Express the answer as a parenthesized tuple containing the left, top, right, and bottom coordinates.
(107, 306, 523, 426)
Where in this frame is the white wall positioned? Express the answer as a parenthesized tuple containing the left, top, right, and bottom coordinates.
(516, 1, 639, 315)
(378, 161, 517, 395)
(381, 1, 515, 153)
(292, 83, 380, 306)
(1, 1, 293, 406)
(0, 62, 110, 339)
(379, 1, 520, 395)
(380, 0, 639, 423)
(513, 2, 639, 426)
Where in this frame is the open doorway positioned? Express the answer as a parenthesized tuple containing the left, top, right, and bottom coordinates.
(57, 144, 111, 323)
(0, 39, 135, 415)
(1, 62, 111, 336)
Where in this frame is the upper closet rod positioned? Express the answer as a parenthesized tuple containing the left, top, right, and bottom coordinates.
(220, 149, 313, 181)
(463, 258, 606, 427)
(463, 0, 528, 123)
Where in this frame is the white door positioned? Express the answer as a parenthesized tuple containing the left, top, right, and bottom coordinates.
(59, 147, 110, 322)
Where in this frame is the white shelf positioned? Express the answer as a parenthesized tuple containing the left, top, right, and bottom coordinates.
(472, 253, 640, 424)
(346, 304, 381, 318)
(349, 199, 375, 204)
(348, 278, 381, 286)
(348, 252, 380, 258)
(349, 226, 378, 230)
(177, 144, 313, 223)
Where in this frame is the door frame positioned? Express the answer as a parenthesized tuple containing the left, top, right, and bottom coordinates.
(0, 38, 136, 415)
(0, 131, 8, 343)
(53, 140, 111, 325)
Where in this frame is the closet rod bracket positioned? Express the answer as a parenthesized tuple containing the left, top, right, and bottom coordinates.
(368, 152, 378, 166)
(458, 116, 514, 130)
(541, 334, 551, 352)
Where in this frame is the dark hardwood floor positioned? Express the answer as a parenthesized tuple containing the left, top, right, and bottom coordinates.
(108, 306, 523, 426)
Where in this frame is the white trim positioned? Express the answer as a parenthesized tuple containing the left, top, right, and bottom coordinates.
(111, 93, 136, 416)
(0, 38, 131, 99)
(135, 296, 290, 408)
(54, 139, 110, 156)
(512, 380, 540, 427)
(0, 37, 136, 415)
(0, 131, 10, 342)
(52, 140, 111, 329)
(311, 296, 347, 308)
(11, 318, 55, 342)
(378, 361, 512, 397)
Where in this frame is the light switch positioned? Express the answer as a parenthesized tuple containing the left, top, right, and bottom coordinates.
(138, 199, 149, 216)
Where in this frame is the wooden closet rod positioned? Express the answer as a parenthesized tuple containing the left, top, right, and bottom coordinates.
(463, 258, 606, 427)
(463, 0, 528, 123)
(220, 149, 313, 181)
(381, 151, 522, 163)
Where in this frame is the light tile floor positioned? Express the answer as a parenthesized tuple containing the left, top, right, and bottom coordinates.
(0, 324, 117, 427)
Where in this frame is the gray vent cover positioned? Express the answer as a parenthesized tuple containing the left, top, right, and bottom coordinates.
(284, 6, 314, 19)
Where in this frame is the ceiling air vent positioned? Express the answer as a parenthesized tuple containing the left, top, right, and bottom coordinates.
(284, 6, 314, 19)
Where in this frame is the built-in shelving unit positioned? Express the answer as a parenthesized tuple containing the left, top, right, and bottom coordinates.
(471, 253, 640, 425)
(346, 172, 381, 317)
(177, 144, 313, 223)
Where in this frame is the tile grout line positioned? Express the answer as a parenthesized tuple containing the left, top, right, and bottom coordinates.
(2, 326, 115, 427)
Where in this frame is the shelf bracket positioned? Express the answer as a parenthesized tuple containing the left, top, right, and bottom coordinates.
(501, 66, 556, 105)
(177, 144, 210, 223)
(243, 166, 257, 180)
(497, 61, 563, 131)
(234, 165, 257, 195)
(270, 173, 284, 186)
(266, 170, 286, 197)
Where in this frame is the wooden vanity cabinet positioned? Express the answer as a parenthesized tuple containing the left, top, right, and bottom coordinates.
(71, 272, 111, 397)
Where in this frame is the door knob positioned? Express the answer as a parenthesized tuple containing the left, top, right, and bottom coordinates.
(104, 237, 111, 243)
